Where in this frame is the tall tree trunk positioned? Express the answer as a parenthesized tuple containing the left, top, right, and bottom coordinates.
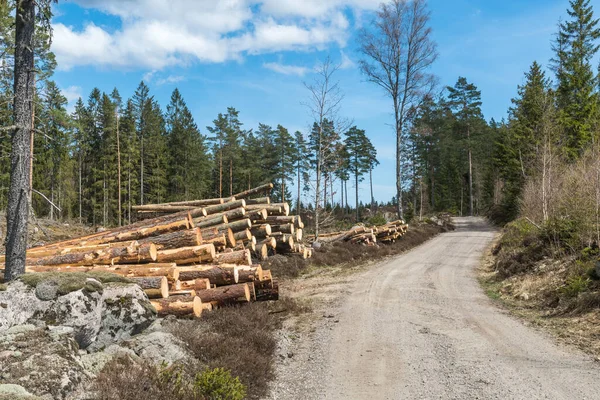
(369, 167, 374, 210)
(314, 125, 322, 238)
(218, 143, 222, 198)
(127, 159, 131, 225)
(355, 167, 359, 222)
(468, 125, 473, 216)
(323, 174, 327, 210)
(78, 141, 82, 224)
(395, 99, 404, 219)
(5, 0, 35, 281)
(419, 178, 423, 221)
(281, 140, 285, 203)
(330, 176, 333, 208)
(103, 162, 107, 226)
(140, 135, 144, 205)
(116, 111, 121, 226)
(297, 163, 301, 213)
(340, 178, 344, 210)
(229, 158, 233, 197)
(344, 179, 348, 214)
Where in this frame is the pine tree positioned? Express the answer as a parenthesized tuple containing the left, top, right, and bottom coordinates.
(292, 131, 310, 212)
(132, 81, 150, 205)
(110, 88, 123, 226)
(446, 77, 483, 216)
(344, 126, 372, 221)
(552, 0, 600, 158)
(119, 99, 140, 224)
(143, 99, 168, 204)
(273, 125, 295, 203)
(33, 81, 72, 220)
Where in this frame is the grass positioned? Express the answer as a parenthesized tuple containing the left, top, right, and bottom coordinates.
(19, 272, 132, 295)
(264, 223, 446, 279)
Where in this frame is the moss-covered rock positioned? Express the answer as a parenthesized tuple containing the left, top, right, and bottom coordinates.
(0, 275, 155, 351)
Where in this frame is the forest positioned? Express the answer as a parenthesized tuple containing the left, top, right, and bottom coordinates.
(0, 0, 598, 245)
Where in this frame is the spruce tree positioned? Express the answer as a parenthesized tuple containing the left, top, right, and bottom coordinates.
(553, 0, 600, 158)
(166, 88, 210, 201)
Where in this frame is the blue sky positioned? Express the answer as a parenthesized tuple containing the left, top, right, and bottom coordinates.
(51, 0, 579, 204)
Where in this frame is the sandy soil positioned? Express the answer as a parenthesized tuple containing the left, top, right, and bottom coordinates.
(267, 217, 600, 400)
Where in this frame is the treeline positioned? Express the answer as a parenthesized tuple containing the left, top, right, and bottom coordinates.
(0, 80, 379, 227)
(404, 0, 600, 233)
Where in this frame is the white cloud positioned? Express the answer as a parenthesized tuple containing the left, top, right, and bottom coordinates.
(263, 62, 309, 76)
(156, 75, 185, 85)
(52, 0, 380, 70)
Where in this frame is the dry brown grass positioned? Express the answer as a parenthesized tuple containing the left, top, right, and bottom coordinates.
(264, 223, 445, 279)
(92, 357, 201, 400)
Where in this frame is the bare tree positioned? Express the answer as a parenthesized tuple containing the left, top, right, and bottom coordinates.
(303, 56, 347, 238)
(358, 0, 437, 219)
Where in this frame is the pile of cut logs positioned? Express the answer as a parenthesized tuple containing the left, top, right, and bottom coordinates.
(0, 183, 308, 318)
(309, 220, 408, 245)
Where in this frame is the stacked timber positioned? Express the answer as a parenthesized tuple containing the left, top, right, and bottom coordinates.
(0, 183, 317, 317)
(305, 219, 408, 245)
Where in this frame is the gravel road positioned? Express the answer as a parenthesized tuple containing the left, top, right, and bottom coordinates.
(268, 217, 600, 399)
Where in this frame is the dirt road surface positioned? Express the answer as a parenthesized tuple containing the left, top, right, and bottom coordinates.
(269, 217, 600, 400)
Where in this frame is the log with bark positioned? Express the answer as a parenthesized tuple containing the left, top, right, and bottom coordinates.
(150, 296, 203, 317)
(26, 243, 158, 267)
(244, 197, 271, 205)
(244, 208, 268, 221)
(245, 205, 282, 215)
(271, 223, 294, 234)
(233, 229, 252, 243)
(22, 263, 180, 281)
(130, 276, 169, 299)
(177, 264, 239, 285)
(201, 227, 235, 248)
(204, 200, 246, 215)
(222, 207, 246, 221)
(137, 228, 202, 249)
(179, 278, 211, 291)
(232, 183, 274, 199)
(215, 249, 252, 266)
(193, 214, 228, 229)
(237, 265, 263, 282)
(251, 224, 271, 237)
(155, 244, 216, 264)
(195, 283, 251, 304)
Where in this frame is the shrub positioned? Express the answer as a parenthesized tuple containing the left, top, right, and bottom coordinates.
(367, 213, 387, 226)
(561, 275, 591, 298)
(195, 368, 246, 400)
(168, 303, 277, 399)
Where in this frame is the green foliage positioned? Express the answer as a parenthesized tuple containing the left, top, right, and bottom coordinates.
(561, 275, 591, 298)
(367, 213, 387, 226)
(194, 368, 246, 400)
(552, 0, 600, 159)
(500, 218, 538, 249)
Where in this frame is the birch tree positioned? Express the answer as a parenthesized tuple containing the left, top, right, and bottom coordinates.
(358, 0, 437, 219)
